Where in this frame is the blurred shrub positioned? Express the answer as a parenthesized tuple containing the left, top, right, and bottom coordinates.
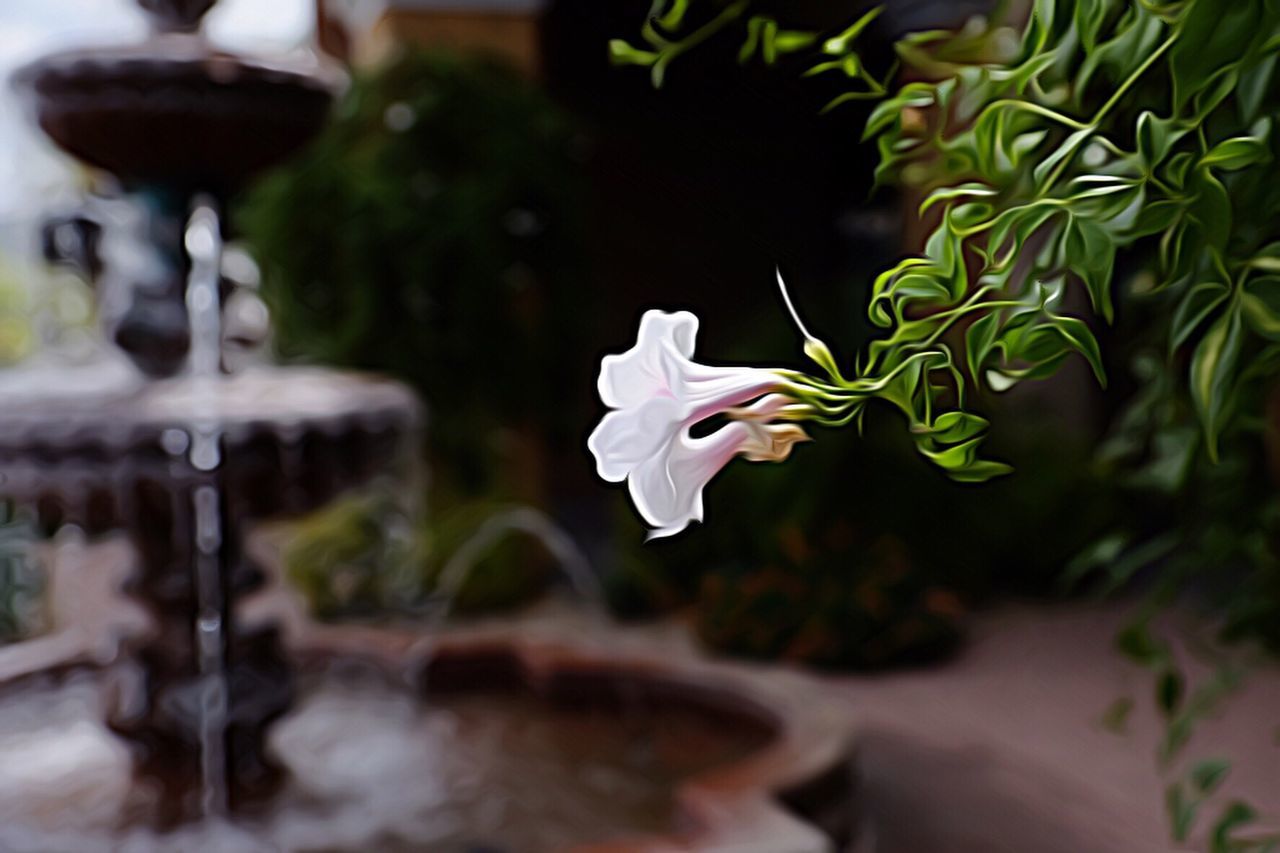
(0, 258, 33, 365)
(0, 504, 43, 643)
(605, 400, 1116, 666)
(695, 526, 962, 670)
(240, 50, 592, 619)
(284, 493, 556, 621)
(283, 493, 421, 620)
(238, 50, 589, 498)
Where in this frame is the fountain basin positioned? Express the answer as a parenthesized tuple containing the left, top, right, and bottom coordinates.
(0, 539, 859, 852)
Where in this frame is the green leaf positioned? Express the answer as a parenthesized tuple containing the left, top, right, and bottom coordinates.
(608, 40, 658, 67)
(1099, 695, 1134, 733)
(759, 18, 780, 64)
(1105, 533, 1180, 590)
(821, 7, 882, 56)
(773, 30, 817, 55)
(1241, 279, 1280, 340)
(948, 459, 1015, 483)
(892, 273, 951, 302)
(1033, 127, 1093, 186)
(1200, 134, 1271, 172)
(1116, 621, 1169, 667)
(863, 83, 934, 140)
(653, 0, 691, 31)
(1052, 315, 1108, 386)
(1128, 200, 1182, 239)
(916, 411, 990, 444)
(1170, 282, 1231, 353)
(1167, 782, 1198, 843)
(1238, 53, 1278, 123)
(1137, 111, 1186, 170)
(1189, 68, 1241, 126)
(1157, 668, 1185, 716)
(1164, 151, 1196, 189)
(1191, 758, 1232, 795)
(1187, 168, 1233, 251)
(966, 312, 1001, 382)
(737, 16, 764, 63)
(1074, 0, 1108, 53)
(1064, 218, 1118, 322)
(919, 183, 997, 216)
(1077, 12, 1163, 99)
(1211, 801, 1258, 853)
(1244, 243, 1280, 274)
(1190, 302, 1244, 460)
(1169, 0, 1264, 112)
(803, 55, 861, 78)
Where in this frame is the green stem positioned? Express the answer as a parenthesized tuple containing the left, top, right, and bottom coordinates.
(985, 99, 1091, 131)
(1092, 33, 1177, 126)
(655, 0, 750, 72)
(1034, 34, 1177, 196)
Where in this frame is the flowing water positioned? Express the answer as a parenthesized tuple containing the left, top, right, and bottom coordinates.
(0, 667, 773, 852)
(181, 199, 230, 818)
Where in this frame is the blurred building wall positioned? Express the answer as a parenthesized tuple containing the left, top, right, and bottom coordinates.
(318, 0, 546, 72)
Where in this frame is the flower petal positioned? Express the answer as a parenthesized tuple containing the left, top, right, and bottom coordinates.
(664, 360, 780, 424)
(628, 423, 750, 539)
(587, 396, 683, 482)
(597, 310, 700, 409)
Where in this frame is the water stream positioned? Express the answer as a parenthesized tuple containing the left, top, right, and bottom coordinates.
(181, 198, 229, 818)
(428, 505, 606, 624)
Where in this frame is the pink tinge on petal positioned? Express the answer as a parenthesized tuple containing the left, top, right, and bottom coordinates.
(729, 393, 794, 420)
(679, 369, 782, 425)
(597, 310, 700, 409)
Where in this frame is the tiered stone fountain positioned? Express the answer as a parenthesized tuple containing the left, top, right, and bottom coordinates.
(6, 0, 417, 824)
(0, 2, 861, 849)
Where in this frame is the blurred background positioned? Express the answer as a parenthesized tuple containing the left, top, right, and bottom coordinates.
(0, 0, 1112, 661)
(0, 1, 1275, 851)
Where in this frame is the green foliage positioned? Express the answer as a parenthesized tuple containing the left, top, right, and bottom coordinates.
(238, 50, 589, 497)
(283, 493, 422, 619)
(0, 503, 42, 644)
(0, 258, 33, 367)
(614, 0, 1280, 488)
(283, 493, 557, 620)
(614, 0, 1280, 845)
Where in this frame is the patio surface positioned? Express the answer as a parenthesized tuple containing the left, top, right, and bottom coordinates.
(836, 603, 1280, 853)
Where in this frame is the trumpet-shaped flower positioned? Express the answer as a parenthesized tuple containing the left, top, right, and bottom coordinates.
(588, 309, 810, 539)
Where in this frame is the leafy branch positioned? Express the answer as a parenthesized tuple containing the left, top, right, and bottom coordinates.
(613, 0, 1279, 487)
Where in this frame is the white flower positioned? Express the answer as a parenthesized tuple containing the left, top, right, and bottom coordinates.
(588, 309, 809, 539)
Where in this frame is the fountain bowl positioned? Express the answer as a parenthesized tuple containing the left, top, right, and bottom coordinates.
(12, 36, 343, 194)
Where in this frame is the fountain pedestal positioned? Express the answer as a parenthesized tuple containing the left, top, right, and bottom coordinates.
(0, 365, 419, 823)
